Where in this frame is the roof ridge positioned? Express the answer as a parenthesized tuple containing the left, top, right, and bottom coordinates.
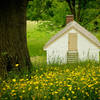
(44, 21, 100, 50)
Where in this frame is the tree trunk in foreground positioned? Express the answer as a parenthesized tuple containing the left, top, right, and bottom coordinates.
(0, 0, 31, 77)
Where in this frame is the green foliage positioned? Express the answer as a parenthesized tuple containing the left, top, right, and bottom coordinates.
(50, 0, 70, 26)
(27, 21, 62, 57)
(27, 0, 100, 27)
(27, 0, 53, 21)
(85, 15, 100, 32)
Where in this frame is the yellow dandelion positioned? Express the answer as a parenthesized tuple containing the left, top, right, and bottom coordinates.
(91, 87, 94, 89)
(95, 91, 98, 94)
(6, 85, 10, 89)
(86, 92, 89, 96)
(11, 90, 16, 93)
(49, 83, 53, 85)
(88, 84, 94, 87)
(12, 79, 16, 82)
(44, 96, 47, 98)
(77, 87, 80, 90)
(28, 87, 32, 91)
(22, 90, 25, 93)
(13, 93, 16, 96)
(69, 87, 72, 91)
(52, 92, 54, 95)
(81, 77, 85, 81)
(82, 90, 84, 93)
(66, 93, 69, 96)
(68, 98, 71, 100)
(26, 78, 28, 81)
(19, 96, 23, 99)
(72, 91, 75, 94)
(62, 96, 66, 100)
(55, 91, 58, 94)
(2, 88, 6, 91)
(19, 79, 24, 82)
(35, 86, 38, 89)
(73, 96, 77, 99)
(15, 64, 19, 67)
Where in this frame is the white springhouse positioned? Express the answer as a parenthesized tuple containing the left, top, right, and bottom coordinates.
(43, 15, 100, 64)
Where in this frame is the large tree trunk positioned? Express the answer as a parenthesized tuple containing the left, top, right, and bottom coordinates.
(0, 0, 31, 77)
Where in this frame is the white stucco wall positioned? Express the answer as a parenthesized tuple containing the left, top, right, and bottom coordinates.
(45, 28, 100, 64)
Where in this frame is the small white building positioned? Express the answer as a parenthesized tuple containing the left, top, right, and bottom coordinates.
(43, 15, 100, 64)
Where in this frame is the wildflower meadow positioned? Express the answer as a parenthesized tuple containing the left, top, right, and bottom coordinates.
(0, 61, 100, 100)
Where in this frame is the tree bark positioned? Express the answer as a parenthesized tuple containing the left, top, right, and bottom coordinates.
(66, 0, 76, 19)
(0, 0, 31, 78)
(77, 0, 81, 21)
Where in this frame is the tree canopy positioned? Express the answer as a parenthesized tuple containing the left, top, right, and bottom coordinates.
(27, 0, 100, 28)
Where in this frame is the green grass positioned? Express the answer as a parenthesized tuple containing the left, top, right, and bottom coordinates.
(27, 21, 62, 57)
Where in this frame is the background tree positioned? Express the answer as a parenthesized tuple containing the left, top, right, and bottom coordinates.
(64, 0, 100, 22)
(0, 0, 32, 78)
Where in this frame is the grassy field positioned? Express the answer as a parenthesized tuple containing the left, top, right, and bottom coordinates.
(0, 21, 100, 100)
(27, 20, 62, 57)
(0, 62, 100, 100)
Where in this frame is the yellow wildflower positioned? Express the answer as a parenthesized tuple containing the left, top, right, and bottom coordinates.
(52, 92, 54, 95)
(62, 96, 66, 100)
(19, 79, 24, 82)
(28, 87, 32, 91)
(12, 79, 16, 82)
(49, 83, 53, 85)
(11, 90, 16, 93)
(86, 92, 89, 96)
(15, 64, 19, 67)
(95, 91, 98, 94)
(26, 78, 28, 81)
(88, 84, 94, 87)
(72, 91, 75, 94)
(22, 90, 25, 93)
(6, 85, 10, 89)
(19, 96, 23, 99)
(81, 77, 85, 81)
(55, 91, 58, 94)
(3, 88, 6, 91)
(78, 87, 80, 90)
(44, 96, 47, 98)
(35, 86, 38, 89)
(69, 87, 72, 91)
(13, 93, 16, 96)
(73, 96, 77, 99)
(68, 98, 71, 100)
(82, 90, 84, 93)
(66, 93, 69, 96)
